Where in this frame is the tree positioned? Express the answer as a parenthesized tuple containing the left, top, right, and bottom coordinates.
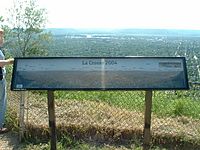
(0, 16, 4, 23)
(6, 0, 52, 57)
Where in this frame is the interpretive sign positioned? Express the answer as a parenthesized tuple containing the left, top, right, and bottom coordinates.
(11, 57, 189, 150)
(11, 57, 189, 90)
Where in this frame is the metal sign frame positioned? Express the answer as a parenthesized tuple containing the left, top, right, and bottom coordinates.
(11, 57, 189, 91)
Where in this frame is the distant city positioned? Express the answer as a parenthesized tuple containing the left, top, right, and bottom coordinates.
(45, 28, 200, 37)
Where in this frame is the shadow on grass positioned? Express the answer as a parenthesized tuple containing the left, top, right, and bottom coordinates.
(0, 132, 20, 150)
(21, 123, 200, 150)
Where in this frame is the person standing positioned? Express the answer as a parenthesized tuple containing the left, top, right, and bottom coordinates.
(0, 28, 14, 133)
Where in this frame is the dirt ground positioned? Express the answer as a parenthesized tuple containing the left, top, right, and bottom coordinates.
(0, 132, 19, 150)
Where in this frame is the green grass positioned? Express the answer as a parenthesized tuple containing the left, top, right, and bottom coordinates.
(55, 91, 145, 111)
(153, 91, 200, 118)
(53, 90, 200, 119)
(5, 89, 199, 150)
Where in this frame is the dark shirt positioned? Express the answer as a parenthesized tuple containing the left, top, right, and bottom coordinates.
(0, 48, 5, 80)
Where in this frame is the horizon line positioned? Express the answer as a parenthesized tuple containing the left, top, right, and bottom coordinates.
(45, 27, 200, 31)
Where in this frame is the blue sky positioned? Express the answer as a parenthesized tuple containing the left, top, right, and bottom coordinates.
(1, 0, 200, 29)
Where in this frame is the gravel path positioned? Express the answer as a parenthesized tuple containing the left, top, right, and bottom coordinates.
(0, 132, 19, 150)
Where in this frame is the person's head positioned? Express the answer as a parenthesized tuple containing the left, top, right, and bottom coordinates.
(0, 28, 4, 47)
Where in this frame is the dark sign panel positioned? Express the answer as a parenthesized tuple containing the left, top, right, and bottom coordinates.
(11, 57, 189, 90)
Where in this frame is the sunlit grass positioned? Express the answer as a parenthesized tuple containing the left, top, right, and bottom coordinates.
(53, 90, 200, 119)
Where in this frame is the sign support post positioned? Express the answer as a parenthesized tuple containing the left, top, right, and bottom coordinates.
(47, 90, 56, 150)
(143, 90, 153, 150)
(19, 91, 25, 142)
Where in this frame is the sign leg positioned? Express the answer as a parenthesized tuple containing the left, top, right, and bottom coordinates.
(143, 90, 153, 150)
(19, 91, 25, 142)
(47, 91, 56, 150)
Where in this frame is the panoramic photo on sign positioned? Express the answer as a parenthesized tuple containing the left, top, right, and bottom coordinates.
(11, 57, 189, 90)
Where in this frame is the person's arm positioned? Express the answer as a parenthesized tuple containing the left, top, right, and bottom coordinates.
(0, 58, 14, 67)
